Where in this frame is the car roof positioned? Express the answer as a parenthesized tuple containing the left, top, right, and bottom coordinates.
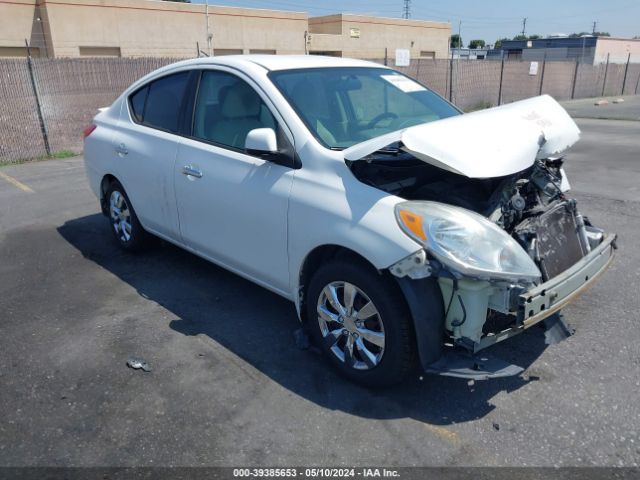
(165, 55, 389, 73)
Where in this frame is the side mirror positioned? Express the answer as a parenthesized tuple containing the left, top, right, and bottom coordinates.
(245, 128, 278, 155)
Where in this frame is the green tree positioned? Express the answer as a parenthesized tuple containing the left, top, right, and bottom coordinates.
(468, 39, 486, 49)
(569, 31, 609, 37)
(494, 37, 510, 49)
(512, 34, 541, 41)
(450, 34, 463, 48)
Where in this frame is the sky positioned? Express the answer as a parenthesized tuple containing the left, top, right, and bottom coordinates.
(191, 0, 640, 45)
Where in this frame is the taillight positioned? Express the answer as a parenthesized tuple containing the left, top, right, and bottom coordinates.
(83, 124, 97, 138)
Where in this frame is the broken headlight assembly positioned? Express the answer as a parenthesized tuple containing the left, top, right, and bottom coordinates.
(395, 201, 542, 283)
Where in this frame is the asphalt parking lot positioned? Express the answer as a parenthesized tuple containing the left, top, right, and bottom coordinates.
(561, 95, 640, 122)
(1, 117, 639, 467)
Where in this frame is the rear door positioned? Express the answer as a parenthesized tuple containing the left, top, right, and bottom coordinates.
(174, 68, 295, 294)
(113, 70, 194, 241)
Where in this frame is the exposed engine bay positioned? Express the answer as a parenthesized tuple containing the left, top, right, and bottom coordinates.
(342, 96, 615, 379)
(349, 150, 604, 282)
(349, 149, 611, 366)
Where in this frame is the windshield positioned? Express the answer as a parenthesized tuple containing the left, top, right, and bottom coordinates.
(269, 67, 460, 150)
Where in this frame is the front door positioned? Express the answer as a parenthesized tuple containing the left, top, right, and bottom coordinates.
(174, 69, 294, 294)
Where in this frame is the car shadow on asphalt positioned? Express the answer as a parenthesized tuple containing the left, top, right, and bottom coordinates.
(58, 214, 549, 426)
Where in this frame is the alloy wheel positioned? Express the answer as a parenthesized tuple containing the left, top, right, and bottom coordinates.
(316, 281, 385, 370)
(109, 190, 132, 243)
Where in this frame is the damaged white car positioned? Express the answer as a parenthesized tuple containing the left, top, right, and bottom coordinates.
(84, 56, 616, 386)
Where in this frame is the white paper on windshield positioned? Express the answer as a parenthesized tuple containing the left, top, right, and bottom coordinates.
(380, 75, 426, 93)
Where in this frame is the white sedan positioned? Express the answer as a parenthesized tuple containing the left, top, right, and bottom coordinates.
(84, 55, 615, 386)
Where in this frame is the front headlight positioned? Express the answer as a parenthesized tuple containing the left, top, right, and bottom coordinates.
(395, 201, 541, 283)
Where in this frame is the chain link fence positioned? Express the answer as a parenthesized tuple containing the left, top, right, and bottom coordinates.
(1, 56, 639, 163)
(0, 57, 178, 163)
(384, 58, 640, 110)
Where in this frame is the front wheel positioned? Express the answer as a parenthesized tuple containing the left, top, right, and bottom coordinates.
(306, 259, 416, 387)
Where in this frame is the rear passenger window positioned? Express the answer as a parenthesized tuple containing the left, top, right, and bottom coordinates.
(130, 86, 147, 123)
(129, 72, 190, 134)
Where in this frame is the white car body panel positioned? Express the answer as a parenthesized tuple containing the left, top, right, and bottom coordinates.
(344, 95, 581, 179)
(81, 55, 618, 380)
(83, 56, 422, 308)
(285, 140, 424, 311)
(114, 112, 182, 240)
(83, 56, 578, 316)
(174, 136, 294, 293)
(83, 100, 123, 198)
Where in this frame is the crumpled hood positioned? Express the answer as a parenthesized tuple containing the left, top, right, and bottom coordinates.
(343, 95, 581, 179)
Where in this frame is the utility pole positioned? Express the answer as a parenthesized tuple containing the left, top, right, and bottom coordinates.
(521, 17, 527, 37)
(402, 0, 411, 19)
(592, 21, 597, 35)
(36, 16, 48, 58)
(205, 0, 212, 56)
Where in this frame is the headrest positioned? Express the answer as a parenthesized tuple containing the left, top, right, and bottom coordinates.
(221, 83, 261, 118)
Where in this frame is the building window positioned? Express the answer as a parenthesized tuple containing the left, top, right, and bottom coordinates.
(420, 51, 435, 59)
(250, 49, 276, 55)
(0, 46, 40, 57)
(79, 46, 121, 57)
(309, 51, 343, 57)
(214, 49, 243, 56)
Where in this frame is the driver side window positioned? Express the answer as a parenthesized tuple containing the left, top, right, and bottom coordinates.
(192, 70, 277, 151)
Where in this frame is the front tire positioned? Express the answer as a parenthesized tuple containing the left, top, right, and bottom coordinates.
(105, 181, 151, 252)
(306, 259, 416, 387)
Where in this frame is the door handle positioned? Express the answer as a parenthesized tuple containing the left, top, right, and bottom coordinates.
(182, 165, 203, 178)
(115, 143, 128, 156)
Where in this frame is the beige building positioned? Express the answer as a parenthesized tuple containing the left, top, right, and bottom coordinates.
(594, 37, 640, 64)
(0, 0, 450, 59)
(0, 0, 308, 58)
(308, 14, 450, 59)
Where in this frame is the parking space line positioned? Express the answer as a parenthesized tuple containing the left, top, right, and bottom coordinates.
(420, 423, 461, 446)
(0, 170, 35, 193)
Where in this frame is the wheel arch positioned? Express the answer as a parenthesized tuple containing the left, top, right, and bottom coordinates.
(297, 244, 381, 324)
(298, 243, 446, 371)
(99, 174, 120, 215)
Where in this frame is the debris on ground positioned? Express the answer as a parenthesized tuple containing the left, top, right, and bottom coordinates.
(126, 357, 152, 372)
(493, 422, 500, 431)
(544, 314, 575, 345)
(613, 98, 625, 104)
(293, 328, 310, 350)
(594, 99, 609, 106)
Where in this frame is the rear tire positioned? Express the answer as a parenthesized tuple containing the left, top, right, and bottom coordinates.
(306, 259, 416, 387)
(105, 180, 152, 252)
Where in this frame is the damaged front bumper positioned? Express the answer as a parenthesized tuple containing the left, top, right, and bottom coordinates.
(477, 232, 616, 352)
(395, 233, 616, 380)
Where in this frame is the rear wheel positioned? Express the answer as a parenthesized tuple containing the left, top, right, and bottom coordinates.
(306, 259, 416, 387)
(105, 181, 151, 252)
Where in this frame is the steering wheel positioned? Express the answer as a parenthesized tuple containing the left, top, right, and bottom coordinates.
(367, 112, 398, 129)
